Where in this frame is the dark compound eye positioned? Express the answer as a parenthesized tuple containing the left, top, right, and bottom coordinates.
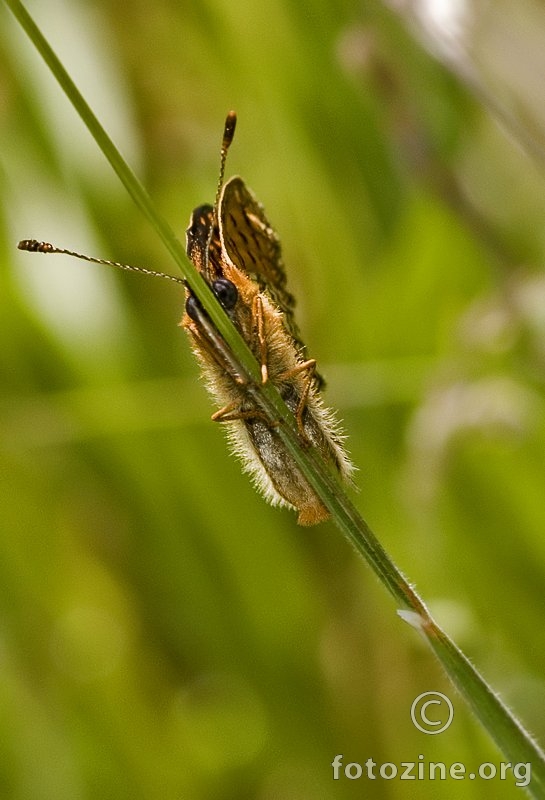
(185, 294, 203, 322)
(212, 278, 238, 311)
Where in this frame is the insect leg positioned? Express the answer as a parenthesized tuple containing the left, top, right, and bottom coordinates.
(278, 359, 317, 437)
(252, 295, 269, 384)
(212, 402, 273, 425)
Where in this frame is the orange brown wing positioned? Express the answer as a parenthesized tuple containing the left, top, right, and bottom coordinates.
(219, 177, 324, 388)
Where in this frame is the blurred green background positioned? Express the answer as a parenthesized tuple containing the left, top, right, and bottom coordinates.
(1, 0, 545, 797)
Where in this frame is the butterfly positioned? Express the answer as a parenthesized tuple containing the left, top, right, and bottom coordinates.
(182, 112, 355, 525)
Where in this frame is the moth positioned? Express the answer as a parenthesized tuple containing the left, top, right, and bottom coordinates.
(18, 112, 355, 525)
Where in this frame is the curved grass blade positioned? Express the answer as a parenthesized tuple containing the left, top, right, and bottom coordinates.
(4, 0, 545, 793)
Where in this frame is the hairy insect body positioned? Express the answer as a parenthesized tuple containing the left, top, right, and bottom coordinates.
(183, 174, 354, 525)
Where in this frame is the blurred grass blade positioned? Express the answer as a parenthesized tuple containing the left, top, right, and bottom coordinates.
(5, 0, 545, 793)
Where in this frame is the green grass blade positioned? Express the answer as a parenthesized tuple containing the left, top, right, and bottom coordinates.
(5, 0, 545, 794)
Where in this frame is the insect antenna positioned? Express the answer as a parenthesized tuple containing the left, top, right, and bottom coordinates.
(17, 239, 185, 285)
(201, 110, 237, 278)
(212, 110, 237, 224)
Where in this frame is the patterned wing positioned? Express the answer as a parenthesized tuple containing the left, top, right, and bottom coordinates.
(219, 177, 324, 388)
(218, 178, 300, 336)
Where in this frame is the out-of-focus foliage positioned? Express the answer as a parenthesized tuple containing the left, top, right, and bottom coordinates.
(1, 0, 544, 797)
